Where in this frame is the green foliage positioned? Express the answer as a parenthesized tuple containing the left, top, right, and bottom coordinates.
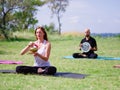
(44, 22, 58, 34)
(116, 34, 120, 39)
(0, 32, 120, 90)
(0, 0, 45, 40)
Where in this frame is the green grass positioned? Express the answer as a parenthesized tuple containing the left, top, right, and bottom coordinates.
(0, 32, 120, 90)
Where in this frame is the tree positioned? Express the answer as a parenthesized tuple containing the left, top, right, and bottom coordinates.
(47, 0, 69, 35)
(44, 22, 58, 34)
(0, 0, 23, 39)
(0, 0, 45, 40)
(13, 0, 45, 30)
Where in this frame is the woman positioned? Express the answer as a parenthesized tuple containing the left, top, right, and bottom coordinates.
(16, 26, 57, 75)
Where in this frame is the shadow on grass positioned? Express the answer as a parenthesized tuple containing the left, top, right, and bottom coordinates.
(0, 51, 7, 54)
(0, 51, 15, 55)
(0, 37, 35, 42)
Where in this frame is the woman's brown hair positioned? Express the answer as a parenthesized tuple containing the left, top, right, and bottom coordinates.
(35, 26, 48, 41)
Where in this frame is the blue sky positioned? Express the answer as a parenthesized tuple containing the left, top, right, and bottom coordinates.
(36, 0, 120, 33)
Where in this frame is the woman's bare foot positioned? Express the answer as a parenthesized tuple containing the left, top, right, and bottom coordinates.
(37, 68, 45, 74)
(113, 65, 120, 68)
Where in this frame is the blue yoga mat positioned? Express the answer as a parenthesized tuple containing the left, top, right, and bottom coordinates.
(63, 56, 120, 60)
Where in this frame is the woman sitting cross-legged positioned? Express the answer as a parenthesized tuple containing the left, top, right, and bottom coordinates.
(16, 26, 57, 75)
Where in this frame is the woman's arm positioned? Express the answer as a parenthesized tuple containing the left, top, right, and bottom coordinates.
(20, 42, 34, 55)
(34, 42, 51, 61)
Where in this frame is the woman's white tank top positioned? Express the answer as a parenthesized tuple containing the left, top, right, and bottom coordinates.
(33, 40, 50, 66)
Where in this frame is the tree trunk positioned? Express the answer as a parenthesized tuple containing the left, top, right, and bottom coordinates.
(1, 0, 9, 40)
(57, 14, 61, 35)
(1, 28, 9, 40)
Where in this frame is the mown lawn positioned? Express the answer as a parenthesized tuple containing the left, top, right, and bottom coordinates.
(0, 32, 120, 90)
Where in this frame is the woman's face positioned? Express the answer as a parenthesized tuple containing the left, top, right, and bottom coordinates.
(35, 28, 44, 39)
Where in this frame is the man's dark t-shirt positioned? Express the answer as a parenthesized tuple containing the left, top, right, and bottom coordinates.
(80, 36, 97, 54)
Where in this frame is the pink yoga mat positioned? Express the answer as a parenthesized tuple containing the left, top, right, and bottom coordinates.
(0, 60, 23, 64)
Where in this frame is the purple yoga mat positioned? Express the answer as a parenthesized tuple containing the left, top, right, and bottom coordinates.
(0, 60, 23, 64)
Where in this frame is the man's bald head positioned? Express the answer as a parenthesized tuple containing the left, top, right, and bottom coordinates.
(84, 28, 91, 37)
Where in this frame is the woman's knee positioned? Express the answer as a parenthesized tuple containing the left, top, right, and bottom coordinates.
(44, 66, 57, 75)
(16, 66, 29, 74)
(16, 66, 23, 73)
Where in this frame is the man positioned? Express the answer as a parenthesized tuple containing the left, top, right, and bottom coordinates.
(73, 28, 98, 58)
